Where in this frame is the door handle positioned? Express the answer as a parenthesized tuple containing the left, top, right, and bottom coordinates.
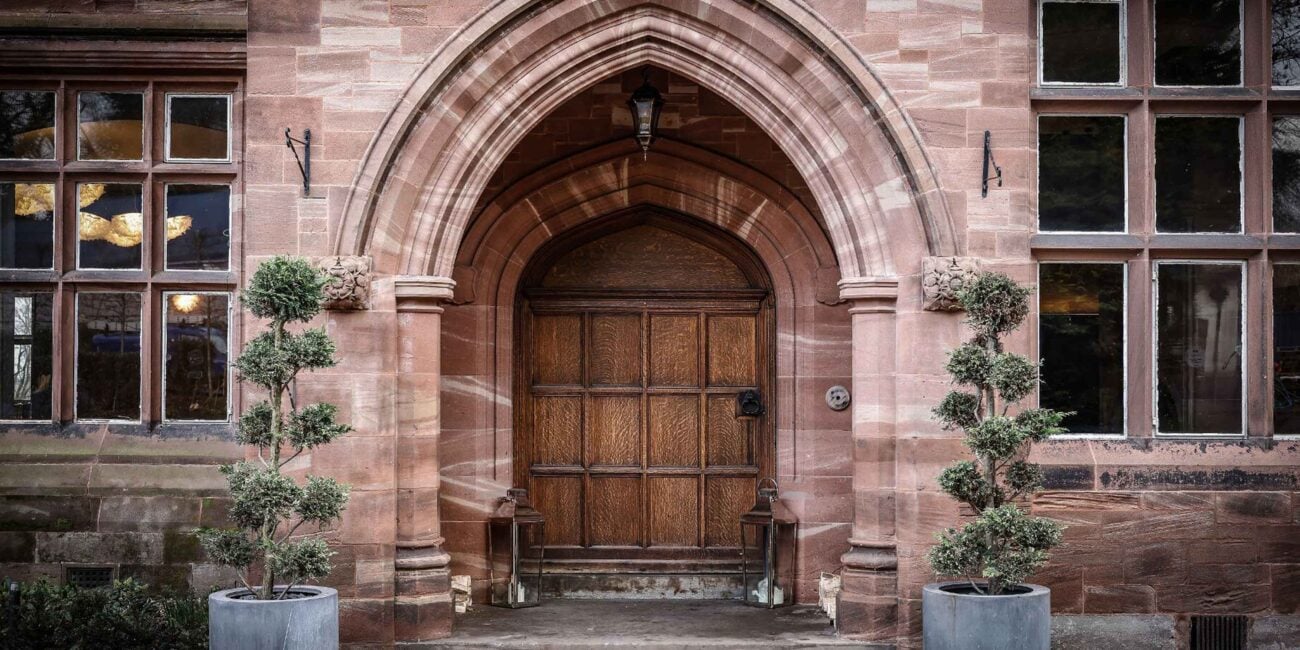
(735, 389, 764, 417)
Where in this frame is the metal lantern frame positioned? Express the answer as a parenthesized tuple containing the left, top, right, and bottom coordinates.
(487, 487, 546, 608)
(740, 478, 798, 608)
(626, 68, 665, 157)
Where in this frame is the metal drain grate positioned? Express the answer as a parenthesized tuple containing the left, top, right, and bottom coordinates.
(65, 566, 114, 589)
(1190, 615, 1248, 650)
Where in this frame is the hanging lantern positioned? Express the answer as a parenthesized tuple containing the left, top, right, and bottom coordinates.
(488, 487, 546, 608)
(626, 68, 664, 158)
(740, 479, 797, 608)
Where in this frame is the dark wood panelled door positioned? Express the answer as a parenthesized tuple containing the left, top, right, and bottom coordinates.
(516, 220, 771, 563)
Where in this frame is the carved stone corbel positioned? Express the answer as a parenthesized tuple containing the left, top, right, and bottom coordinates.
(317, 255, 372, 311)
(921, 256, 980, 311)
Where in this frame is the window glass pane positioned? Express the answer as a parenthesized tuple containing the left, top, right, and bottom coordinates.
(1040, 264, 1125, 434)
(1041, 2, 1121, 84)
(1275, 0, 1300, 86)
(165, 293, 229, 421)
(1275, 266, 1300, 434)
(1156, 264, 1243, 435)
(1155, 0, 1242, 86)
(0, 91, 55, 159)
(0, 291, 53, 421)
(1, 182, 55, 269)
(1274, 117, 1300, 233)
(165, 184, 230, 270)
(1155, 117, 1241, 233)
(167, 95, 229, 161)
(77, 182, 143, 269)
(1038, 116, 1125, 232)
(77, 92, 143, 161)
(76, 292, 141, 421)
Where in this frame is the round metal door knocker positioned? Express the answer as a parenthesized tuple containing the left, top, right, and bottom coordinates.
(825, 385, 850, 411)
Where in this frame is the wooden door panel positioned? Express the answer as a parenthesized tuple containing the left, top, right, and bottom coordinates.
(649, 476, 699, 547)
(589, 314, 641, 386)
(533, 476, 583, 546)
(704, 476, 754, 547)
(649, 315, 699, 387)
(589, 476, 642, 546)
(534, 396, 582, 465)
(706, 315, 756, 386)
(587, 395, 641, 466)
(532, 314, 583, 385)
(648, 394, 700, 467)
(706, 396, 749, 466)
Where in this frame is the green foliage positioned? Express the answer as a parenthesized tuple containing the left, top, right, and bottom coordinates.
(0, 578, 207, 650)
(197, 256, 351, 600)
(928, 272, 1065, 595)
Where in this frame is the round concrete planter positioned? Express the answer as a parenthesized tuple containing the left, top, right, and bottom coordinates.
(922, 582, 1050, 650)
(209, 586, 339, 650)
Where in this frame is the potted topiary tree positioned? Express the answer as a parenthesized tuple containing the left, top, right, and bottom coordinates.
(923, 272, 1066, 650)
(198, 256, 351, 650)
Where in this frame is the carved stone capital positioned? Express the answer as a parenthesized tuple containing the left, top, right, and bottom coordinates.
(837, 277, 899, 313)
(317, 255, 372, 311)
(921, 256, 980, 311)
(395, 540, 451, 571)
(394, 275, 456, 313)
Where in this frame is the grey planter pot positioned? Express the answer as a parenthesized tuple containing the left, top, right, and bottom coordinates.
(922, 582, 1050, 650)
(209, 586, 339, 650)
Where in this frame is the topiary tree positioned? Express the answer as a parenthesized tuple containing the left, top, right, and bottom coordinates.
(927, 272, 1065, 596)
(197, 256, 351, 600)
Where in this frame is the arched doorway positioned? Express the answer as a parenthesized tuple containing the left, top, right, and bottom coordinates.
(515, 213, 774, 596)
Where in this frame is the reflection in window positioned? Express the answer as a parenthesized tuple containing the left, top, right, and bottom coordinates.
(1, 182, 55, 269)
(1040, 1, 1121, 84)
(0, 91, 55, 159)
(1040, 264, 1125, 434)
(165, 185, 230, 270)
(1274, 118, 1300, 233)
(77, 182, 143, 269)
(76, 293, 141, 421)
(1276, 0, 1300, 86)
(165, 293, 229, 421)
(77, 92, 143, 161)
(1, 291, 52, 420)
(1038, 116, 1125, 232)
(1154, 0, 1242, 86)
(1276, 266, 1300, 434)
(1155, 117, 1242, 233)
(1156, 263, 1243, 435)
(167, 95, 230, 161)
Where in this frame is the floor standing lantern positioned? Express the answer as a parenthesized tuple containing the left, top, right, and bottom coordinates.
(488, 487, 545, 608)
(740, 479, 797, 608)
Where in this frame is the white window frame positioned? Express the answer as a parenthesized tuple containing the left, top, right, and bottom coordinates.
(1038, 0, 1127, 87)
(1272, 263, 1300, 439)
(0, 181, 57, 271)
(1036, 113, 1130, 234)
(1271, 115, 1300, 234)
(1152, 115, 1245, 235)
(0, 89, 57, 162)
(1037, 261, 1129, 438)
(161, 291, 232, 424)
(74, 290, 144, 423)
(163, 93, 233, 164)
(1272, 0, 1300, 89)
(75, 90, 145, 162)
(162, 182, 232, 272)
(1152, 0, 1245, 89)
(0, 289, 53, 424)
(74, 181, 145, 272)
(1151, 260, 1248, 438)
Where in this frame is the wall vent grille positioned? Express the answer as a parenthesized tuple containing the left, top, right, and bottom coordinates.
(65, 566, 114, 590)
(1189, 615, 1248, 650)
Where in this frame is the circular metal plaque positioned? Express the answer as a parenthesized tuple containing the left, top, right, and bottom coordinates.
(825, 385, 851, 411)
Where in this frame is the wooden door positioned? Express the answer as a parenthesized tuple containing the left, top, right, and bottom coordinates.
(515, 220, 771, 563)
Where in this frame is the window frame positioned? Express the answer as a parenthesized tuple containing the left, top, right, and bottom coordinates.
(0, 288, 55, 424)
(161, 290, 232, 424)
(1036, 112, 1131, 234)
(1271, 261, 1300, 439)
(1150, 259, 1248, 438)
(1152, 114, 1246, 235)
(163, 93, 233, 164)
(1038, 0, 1129, 88)
(1272, 0, 1300, 89)
(73, 180, 147, 272)
(1152, 0, 1246, 89)
(1036, 260, 1129, 438)
(73, 289, 145, 424)
(162, 181, 233, 272)
(75, 89, 147, 163)
(0, 89, 59, 162)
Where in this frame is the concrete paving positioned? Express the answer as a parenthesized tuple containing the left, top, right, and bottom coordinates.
(416, 600, 888, 649)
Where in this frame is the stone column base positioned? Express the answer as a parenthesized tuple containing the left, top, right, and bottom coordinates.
(394, 543, 454, 642)
(836, 543, 898, 642)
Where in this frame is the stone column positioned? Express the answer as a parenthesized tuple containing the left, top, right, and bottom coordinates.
(392, 276, 456, 641)
(835, 278, 899, 642)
